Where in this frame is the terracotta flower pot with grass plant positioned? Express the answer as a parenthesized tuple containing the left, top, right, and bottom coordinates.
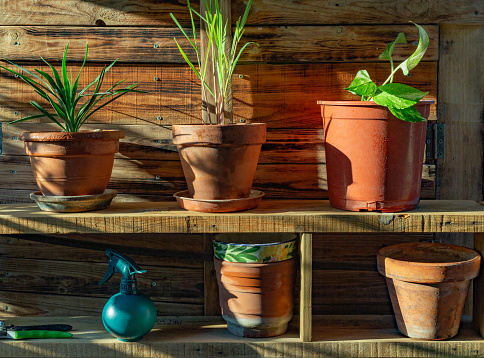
(213, 233, 298, 338)
(171, 0, 266, 212)
(377, 243, 481, 340)
(319, 22, 434, 212)
(1, 44, 144, 210)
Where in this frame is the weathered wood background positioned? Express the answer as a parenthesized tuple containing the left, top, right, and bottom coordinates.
(0, 0, 482, 318)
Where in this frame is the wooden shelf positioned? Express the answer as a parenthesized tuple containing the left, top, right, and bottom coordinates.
(1, 200, 484, 234)
(2, 200, 484, 356)
(1, 316, 483, 357)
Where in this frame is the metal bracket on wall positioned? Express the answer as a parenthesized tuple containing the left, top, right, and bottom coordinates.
(426, 123, 445, 160)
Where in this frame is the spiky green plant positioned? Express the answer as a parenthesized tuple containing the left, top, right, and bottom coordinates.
(0, 44, 145, 132)
(171, 0, 257, 125)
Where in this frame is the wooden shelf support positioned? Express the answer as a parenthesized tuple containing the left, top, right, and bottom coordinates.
(300, 232, 312, 342)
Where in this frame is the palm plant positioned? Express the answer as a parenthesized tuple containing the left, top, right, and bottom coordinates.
(0, 44, 144, 132)
(171, 0, 257, 125)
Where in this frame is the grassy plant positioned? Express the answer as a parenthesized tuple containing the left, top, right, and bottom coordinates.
(171, 0, 257, 125)
(346, 22, 430, 122)
(0, 44, 144, 132)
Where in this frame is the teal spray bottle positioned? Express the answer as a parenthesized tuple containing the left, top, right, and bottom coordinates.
(99, 249, 157, 342)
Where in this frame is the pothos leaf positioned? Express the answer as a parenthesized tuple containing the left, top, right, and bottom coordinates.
(399, 22, 429, 76)
(388, 105, 427, 122)
(373, 83, 428, 109)
(345, 70, 378, 98)
(379, 32, 407, 62)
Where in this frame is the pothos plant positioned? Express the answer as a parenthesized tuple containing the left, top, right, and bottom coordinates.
(0, 44, 144, 132)
(346, 22, 430, 122)
(171, 0, 257, 125)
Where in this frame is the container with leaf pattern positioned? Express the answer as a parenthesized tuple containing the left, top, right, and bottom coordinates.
(213, 233, 298, 263)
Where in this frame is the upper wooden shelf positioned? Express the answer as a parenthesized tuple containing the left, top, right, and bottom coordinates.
(1, 200, 484, 234)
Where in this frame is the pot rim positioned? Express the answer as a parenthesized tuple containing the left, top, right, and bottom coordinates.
(213, 233, 298, 247)
(377, 242, 481, 283)
(172, 122, 266, 146)
(317, 100, 435, 106)
(20, 130, 125, 142)
(172, 123, 266, 128)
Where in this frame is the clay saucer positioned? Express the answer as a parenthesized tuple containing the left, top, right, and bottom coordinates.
(173, 190, 264, 213)
(30, 189, 117, 212)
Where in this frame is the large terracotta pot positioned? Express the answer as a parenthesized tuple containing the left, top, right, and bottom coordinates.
(20, 130, 124, 196)
(213, 233, 298, 338)
(172, 123, 266, 200)
(318, 100, 433, 212)
(377, 243, 481, 340)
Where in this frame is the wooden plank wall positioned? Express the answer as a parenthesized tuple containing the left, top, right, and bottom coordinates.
(0, 0, 482, 318)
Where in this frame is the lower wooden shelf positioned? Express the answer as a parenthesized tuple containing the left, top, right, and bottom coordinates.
(1, 316, 483, 357)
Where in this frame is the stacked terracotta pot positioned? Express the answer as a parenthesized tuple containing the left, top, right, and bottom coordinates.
(212, 233, 298, 338)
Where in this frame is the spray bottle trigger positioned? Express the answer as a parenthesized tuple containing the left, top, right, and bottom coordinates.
(99, 261, 116, 285)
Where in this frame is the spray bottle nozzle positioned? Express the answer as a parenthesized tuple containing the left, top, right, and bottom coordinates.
(99, 249, 146, 294)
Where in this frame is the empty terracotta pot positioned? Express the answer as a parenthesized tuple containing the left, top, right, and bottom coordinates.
(20, 130, 124, 196)
(377, 242, 481, 340)
(172, 123, 266, 201)
(214, 257, 296, 338)
(318, 100, 434, 212)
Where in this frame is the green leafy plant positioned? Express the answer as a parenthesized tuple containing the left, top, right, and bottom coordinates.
(171, 0, 257, 125)
(0, 44, 144, 132)
(346, 22, 430, 122)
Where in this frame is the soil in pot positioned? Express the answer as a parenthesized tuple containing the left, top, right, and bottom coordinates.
(213, 233, 298, 338)
(20, 130, 124, 196)
(377, 242, 481, 340)
(172, 123, 266, 201)
(318, 100, 434, 212)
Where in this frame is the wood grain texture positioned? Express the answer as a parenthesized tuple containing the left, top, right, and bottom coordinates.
(1, 0, 482, 26)
(437, 25, 484, 202)
(0, 62, 437, 126)
(0, 316, 482, 357)
(203, 234, 220, 316)
(0, 292, 203, 317)
(0, 25, 438, 63)
(235, 0, 484, 26)
(299, 233, 312, 342)
(0, 233, 205, 267)
(312, 233, 435, 269)
(1, 200, 484, 235)
(0, 258, 203, 302)
(0, 0, 194, 26)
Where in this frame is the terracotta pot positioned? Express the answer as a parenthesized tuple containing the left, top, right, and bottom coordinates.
(172, 123, 266, 201)
(214, 257, 296, 338)
(20, 130, 124, 196)
(377, 243, 481, 340)
(318, 100, 434, 212)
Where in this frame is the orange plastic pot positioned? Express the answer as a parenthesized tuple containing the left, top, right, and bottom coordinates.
(318, 100, 433, 212)
(214, 257, 296, 338)
(20, 130, 124, 196)
(377, 243, 481, 340)
(172, 123, 266, 201)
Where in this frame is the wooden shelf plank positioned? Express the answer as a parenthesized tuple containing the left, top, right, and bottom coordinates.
(0, 200, 484, 235)
(1, 316, 482, 357)
(0, 25, 438, 63)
